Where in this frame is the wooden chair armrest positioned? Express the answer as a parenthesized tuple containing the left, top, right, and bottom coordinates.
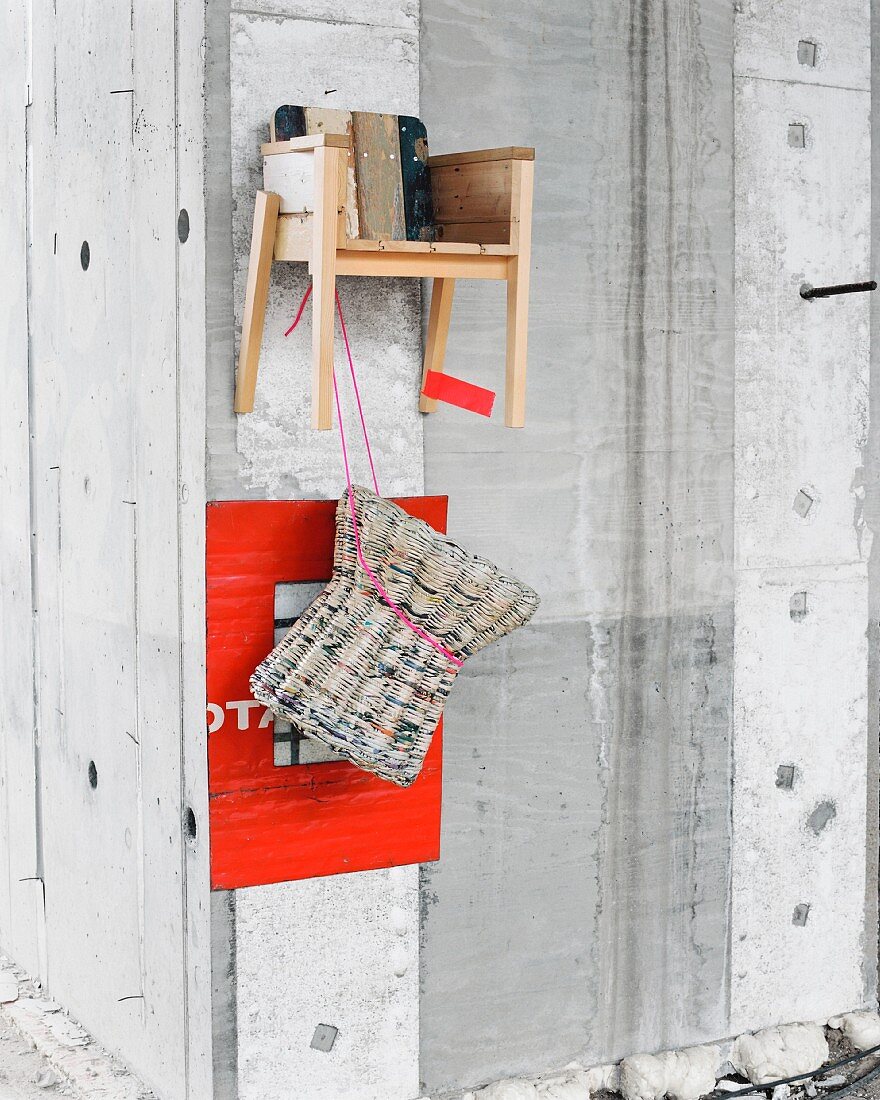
(427, 146, 535, 168)
(261, 133, 351, 156)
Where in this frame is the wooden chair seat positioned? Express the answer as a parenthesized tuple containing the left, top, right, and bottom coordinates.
(234, 107, 534, 429)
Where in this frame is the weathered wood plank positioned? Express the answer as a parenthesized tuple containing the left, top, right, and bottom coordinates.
(234, 191, 282, 413)
(271, 104, 306, 142)
(263, 107, 358, 237)
(398, 115, 435, 241)
(302, 108, 359, 239)
(352, 111, 406, 240)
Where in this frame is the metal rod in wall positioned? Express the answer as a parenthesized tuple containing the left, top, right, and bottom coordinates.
(800, 280, 877, 300)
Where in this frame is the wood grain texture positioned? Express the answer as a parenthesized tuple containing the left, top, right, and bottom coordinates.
(428, 146, 534, 167)
(398, 115, 435, 241)
(234, 191, 281, 413)
(432, 160, 513, 223)
(332, 250, 508, 278)
(504, 159, 533, 427)
(352, 111, 406, 240)
(419, 278, 456, 412)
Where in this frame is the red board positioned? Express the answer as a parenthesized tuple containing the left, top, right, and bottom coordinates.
(206, 497, 447, 890)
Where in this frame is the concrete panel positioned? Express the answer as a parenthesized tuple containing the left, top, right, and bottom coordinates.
(36, 0, 149, 1071)
(206, 5, 426, 1097)
(735, 0, 870, 89)
(867, 0, 880, 1009)
(735, 79, 871, 571)
(730, 565, 869, 1031)
(733, 0, 873, 1034)
(235, 870, 420, 1100)
(0, 0, 44, 981)
(12, 2, 212, 1096)
(419, 0, 735, 1090)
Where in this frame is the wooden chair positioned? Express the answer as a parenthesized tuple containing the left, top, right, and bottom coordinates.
(233, 108, 535, 430)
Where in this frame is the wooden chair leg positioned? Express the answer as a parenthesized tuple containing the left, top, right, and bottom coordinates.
(311, 145, 344, 430)
(234, 190, 281, 414)
(419, 278, 455, 413)
(505, 160, 534, 427)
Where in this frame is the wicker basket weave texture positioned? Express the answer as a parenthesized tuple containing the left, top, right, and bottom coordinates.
(251, 487, 540, 786)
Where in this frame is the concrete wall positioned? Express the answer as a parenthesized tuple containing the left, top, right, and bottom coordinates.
(418, 0, 735, 1090)
(0, 2, 212, 1097)
(731, 0, 873, 1031)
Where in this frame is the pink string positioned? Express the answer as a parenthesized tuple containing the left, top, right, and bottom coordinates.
(334, 289, 380, 497)
(285, 284, 463, 668)
(284, 283, 312, 337)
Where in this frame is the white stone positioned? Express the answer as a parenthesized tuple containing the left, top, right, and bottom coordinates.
(536, 1069, 591, 1099)
(827, 1011, 880, 1050)
(732, 1024, 828, 1086)
(620, 1046, 719, 1100)
(584, 1063, 621, 1093)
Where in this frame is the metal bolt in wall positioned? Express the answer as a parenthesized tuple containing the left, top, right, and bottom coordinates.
(793, 489, 814, 518)
(310, 1024, 338, 1052)
(789, 592, 808, 621)
(797, 40, 817, 68)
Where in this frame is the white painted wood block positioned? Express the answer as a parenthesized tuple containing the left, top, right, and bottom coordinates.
(734, 0, 869, 90)
(731, 564, 868, 1032)
(735, 78, 871, 570)
(262, 153, 315, 214)
(732, 0, 872, 1041)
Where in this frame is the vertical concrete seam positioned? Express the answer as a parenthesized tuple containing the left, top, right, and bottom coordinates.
(23, 0, 46, 929)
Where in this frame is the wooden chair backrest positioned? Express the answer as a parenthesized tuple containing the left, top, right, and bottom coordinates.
(270, 105, 435, 242)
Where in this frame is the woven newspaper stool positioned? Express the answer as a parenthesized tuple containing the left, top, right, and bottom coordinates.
(251, 485, 540, 787)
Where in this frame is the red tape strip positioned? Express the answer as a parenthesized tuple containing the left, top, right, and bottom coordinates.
(421, 371, 496, 418)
